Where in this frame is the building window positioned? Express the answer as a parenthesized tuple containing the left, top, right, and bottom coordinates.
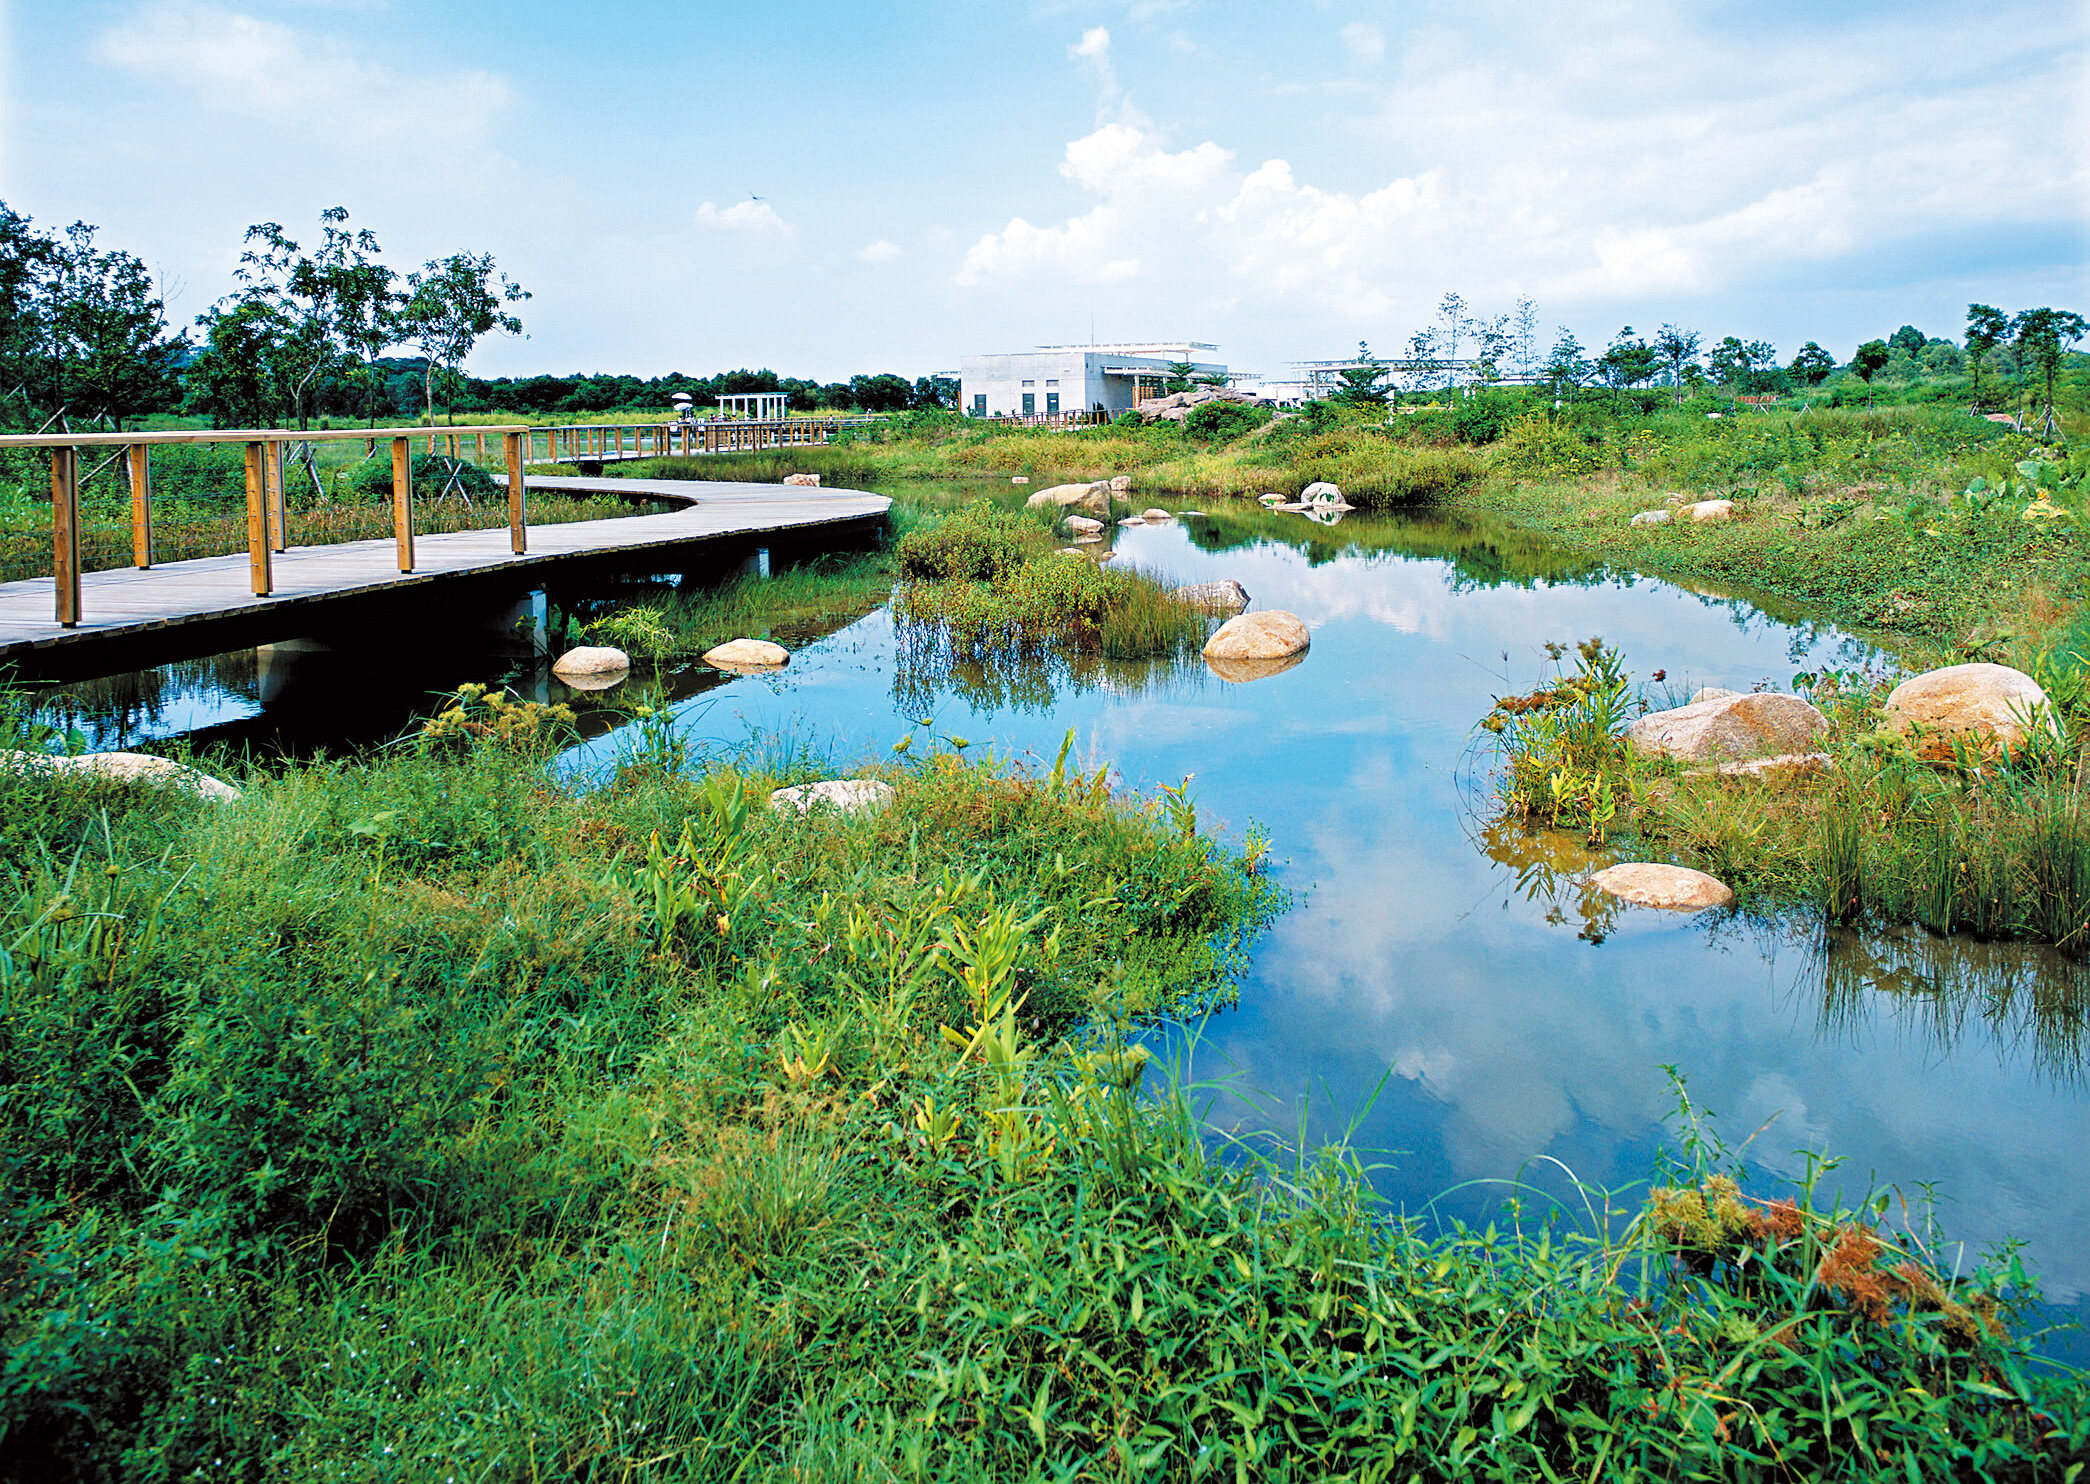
(1021, 392, 1036, 416)
(1045, 379, 1059, 387)
(972, 393, 986, 415)
(1021, 379, 1035, 388)
(1046, 392, 1060, 415)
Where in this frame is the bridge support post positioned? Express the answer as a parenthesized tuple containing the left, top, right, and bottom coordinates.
(265, 439, 287, 552)
(50, 446, 80, 626)
(392, 437, 415, 571)
(505, 432, 527, 554)
(127, 443, 153, 569)
(243, 441, 272, 596)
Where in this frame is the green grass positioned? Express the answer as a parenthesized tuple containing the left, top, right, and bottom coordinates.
(0, 703, 2083, 1478)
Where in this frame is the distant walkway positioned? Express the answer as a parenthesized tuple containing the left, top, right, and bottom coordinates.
(0, 480, 888, 675)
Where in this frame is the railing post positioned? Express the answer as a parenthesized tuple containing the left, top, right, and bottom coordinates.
(243, 440, 272, 595)
(50, 446, 80, 626)
(127, 443, 152, 568)
(505, 431, 526, 555)
(265, 439, 287, 551)
(392, 436, 415, 571)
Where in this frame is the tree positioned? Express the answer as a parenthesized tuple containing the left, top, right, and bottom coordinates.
(398, 253, 528, 423)
(1653, 324, 1702, 404)
(1788, 342, 1835, 386)
(1542, 329, 1591, 399)
(912, 375, 957, 410)
(1596, 327, 1656, 404)
(1965, 304, 2009, 406)
(1435, 293, 1468, 385)
(1852, 340, 1889, 382)
(2010, 307, 2087, 420)
(847, 373, 915, 413)
(186, 299, 291, 427)
(221, 208, 398, 429)
(45, 224, 183, 426)
(0, 203, 56, 423)
(1470, 314, 1512, 384)
(1161, 361, 1197, 394)
(1888, 324, 1926, 357)
(1511, 296, 1539, 381)
(1331, 341, 1391, 407)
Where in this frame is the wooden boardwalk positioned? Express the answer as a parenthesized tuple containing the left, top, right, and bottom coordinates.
(0, 479, 888, 674)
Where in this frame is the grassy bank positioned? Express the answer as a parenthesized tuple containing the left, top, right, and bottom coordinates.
(1, 698, 2085, 1479)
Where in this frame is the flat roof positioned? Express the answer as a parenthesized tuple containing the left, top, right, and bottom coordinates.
(1027, 342, 1219, 355)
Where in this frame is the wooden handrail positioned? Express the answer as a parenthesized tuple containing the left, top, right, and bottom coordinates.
(8, 424, 532, 627)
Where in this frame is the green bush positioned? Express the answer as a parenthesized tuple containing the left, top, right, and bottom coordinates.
(1183, 398, 1269, 441)
(347, 452, 499, 505)
(894, 499, 1041, 581)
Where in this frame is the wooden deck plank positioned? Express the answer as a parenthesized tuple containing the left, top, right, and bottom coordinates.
(0, 480, 888, 660)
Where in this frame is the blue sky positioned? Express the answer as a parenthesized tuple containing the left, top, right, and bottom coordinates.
(3, 0, 2084, 384)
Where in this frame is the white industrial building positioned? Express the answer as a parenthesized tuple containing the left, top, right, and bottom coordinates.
(958, 343, 1228, 419)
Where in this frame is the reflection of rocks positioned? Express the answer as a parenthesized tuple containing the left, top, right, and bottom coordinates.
(770, 778, 893, 815)
(1884, 662, 2060, 757)
(1170, 579, 1251, 614)
(1205, 650, 1306, 683)
(1625, 691, 1828, 763)
(703, 638, 789, 671)
(552, 645, 630, 681)
(1590, 862, 1734, 910)
(2, 749, 241, 802)
(1203, 609, 1309, 662)
(1304, 508, 1348, 526)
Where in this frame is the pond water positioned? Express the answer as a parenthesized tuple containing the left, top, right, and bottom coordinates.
(27, 497, 2089, 1355)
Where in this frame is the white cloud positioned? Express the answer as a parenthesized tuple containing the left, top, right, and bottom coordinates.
(95, 1, 510, 155)
(1340, 21, 1386, 62)
(857, 239, 902, 262)
(1069, 25, 1112, 60)
(694, 199, 795, 235)
(954, 3, 2086, 329)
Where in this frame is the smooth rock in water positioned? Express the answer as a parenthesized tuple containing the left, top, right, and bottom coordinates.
(1630, 509, 1670, 526)
(1884, 662, 2061, 756)
(1063, 515, 1104, 535)
(2, 749, 241, 803)
(781, 472, 820, 487)
(770, 779, 894, 815)
(1681, 499, 1733, 522)
(1687, 752, 1834, 781)
(1140, 508, 1173, 522)
(1691, 686, 1740, 703)
(1011, 476, 1030, 484)
(1109, 475, 1132, 494)
(1301, 481, 1345, 506)
(703, 638, 790, 670)
(1624, 691, 1828, 763)
(1258, 493, 1284, 506)
(1024, 480, 1111, 514)
(1204, 609, 1309, 662)
(1170, 579, 1251, 615)
(552, 645, 630, 680)
(1590, 863, 1734, 911)
(1117, 517, 1145, 527)
(1275, 502, 1311, 512)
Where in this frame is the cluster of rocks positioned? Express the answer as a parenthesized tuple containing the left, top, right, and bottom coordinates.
(1631, 494, 1734, 527)
(1137, 387, 1261, 423)
(1589, 660, 2062, 915)
(549, 636, 793, 691)
(1257, 482, 1353, 516)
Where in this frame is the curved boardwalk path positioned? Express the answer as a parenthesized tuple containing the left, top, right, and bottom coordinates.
(0, 479, 888, 679)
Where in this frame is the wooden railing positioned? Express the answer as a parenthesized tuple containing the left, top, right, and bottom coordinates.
(0, 425, 529, 628)
(519, 417, 883, 464)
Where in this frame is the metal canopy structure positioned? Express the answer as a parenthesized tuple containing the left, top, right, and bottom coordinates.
(715, 392, 789, 420)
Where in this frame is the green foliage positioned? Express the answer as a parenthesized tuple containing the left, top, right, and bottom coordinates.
(1479, 638, 1633, 840)
(894, 497, 1042, 581)
(1182, 396, 1268, 441)
(345, 449, 498, 504)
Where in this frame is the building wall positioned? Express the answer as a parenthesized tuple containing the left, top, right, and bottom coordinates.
(959, 351, 1228, 418)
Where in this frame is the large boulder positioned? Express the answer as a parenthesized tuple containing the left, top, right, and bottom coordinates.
(703, 638, 789, 670)
(1301, 482, 1352, 509)
(1140, 508, 1173, 522)
(1139, 386, 1259, 423)
(781, 472, 820, 487)
(1681, 499, 1733, 523)
(1630, 509, 1670, 527)
(552, 645, 630, 680)
(1624, 691, 1828, 763)
(1108, 475, 1132, 494)
(1203, 610, 1309, 663)
(1063, 515, 1104, 535)
(770, 779, 894, 815)
(2, 749, 241, 803)
(1170, 579, 1250, 615)
(1590, 863, 1734, 911)
(1884, 663, 2062, 757)
(1024, 481, 1111, 514)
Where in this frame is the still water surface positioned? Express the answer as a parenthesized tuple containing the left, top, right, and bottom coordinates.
(32, 503, 2089, 1350)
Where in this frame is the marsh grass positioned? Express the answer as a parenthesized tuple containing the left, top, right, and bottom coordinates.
(0, 704, 2084, 1477)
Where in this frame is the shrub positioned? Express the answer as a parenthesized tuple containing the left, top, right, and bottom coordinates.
(1450, 390, 1518, 444)
(1183, 399, 1269, 442)
(894, 500, 1041, 581)
(347, 452, 499, 505)
(1495, 411, 1607, 477)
